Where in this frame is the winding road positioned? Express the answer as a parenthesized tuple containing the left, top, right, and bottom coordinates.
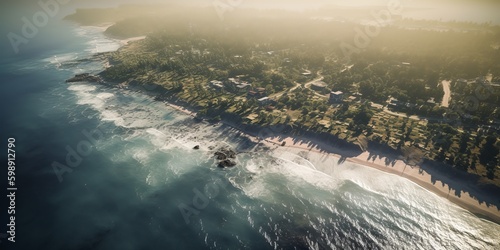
(270, 73, 324, 99)
(441, 80, 451, 108)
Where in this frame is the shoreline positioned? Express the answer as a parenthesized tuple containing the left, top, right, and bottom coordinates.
(118, 36, 147, 45)
(260, 136, 500, 225)
(88, 25, 500, 225)
(164, 101, 500, 224)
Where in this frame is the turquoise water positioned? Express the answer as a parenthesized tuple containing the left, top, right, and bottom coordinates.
(0, 20, 499, 250)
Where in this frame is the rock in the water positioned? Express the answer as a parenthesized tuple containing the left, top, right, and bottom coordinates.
(66, 73, 103, 83)
(214, 148, 237, 160)
(193, 145, 200, 150)
(214, 152, 227, 160)
(226, 150, 236, 159)
(220, 148, 236, 157)
(218, 160, 237, 168)
(214, 147, 238, 168)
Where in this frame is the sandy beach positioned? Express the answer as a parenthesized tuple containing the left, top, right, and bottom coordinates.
(159, 100, 500, 224)
(165, 102, 197, 117)
(262, 136, 500, 224)
(159, 99, 500, 224)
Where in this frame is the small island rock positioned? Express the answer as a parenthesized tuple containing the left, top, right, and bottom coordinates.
(218, 160, 237, 168)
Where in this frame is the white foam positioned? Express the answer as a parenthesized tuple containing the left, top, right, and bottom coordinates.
(42, 53, 79, 67)
(68, 85, 106, 110)
(73, 26, 122, 54)
(96, 93, 114, 100)
(67, 84, 96, 92)
(62, 29, 500, 243)
(265, 149, 342, 191)
(100, 110, 125, 127)
(85, 38, 121, 54)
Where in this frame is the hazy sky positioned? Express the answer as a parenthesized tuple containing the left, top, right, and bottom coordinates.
(1, 0, 499, 26)
(1, 0, 498, 57)
(2, 0, 499, 8)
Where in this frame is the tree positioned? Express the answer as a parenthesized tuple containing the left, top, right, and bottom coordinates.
(458, 131, 471, 154)
(318, 104, 328, 113)
(478, 135, 499, 180)
(479, 136, 499, 166)
(359, 81, 375, 98)
(301, 106, 310, 115)
(454, 154, 469, 172)
(486, 161, 496, 180)
(353, 107, 373, 126)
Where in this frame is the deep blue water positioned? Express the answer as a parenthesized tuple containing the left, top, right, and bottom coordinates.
(0, 15, 499, 250)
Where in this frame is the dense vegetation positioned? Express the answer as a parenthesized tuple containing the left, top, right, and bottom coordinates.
(67, 5, 500, 186)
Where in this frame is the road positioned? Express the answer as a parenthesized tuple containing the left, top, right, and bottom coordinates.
(370, 103, 443, 122)
(269, 82, 301, 99)
(441, 80, 451, 108)
(270, 74, 324, 99)
(303, 73, 328, 99)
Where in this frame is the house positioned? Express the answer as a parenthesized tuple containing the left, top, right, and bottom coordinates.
(329, 91, 344, 103)
(209, 80, 224, 91)
(258, 97, 272, 106)
(235, 83, 251, 93)
(426, 98, 437, 106)
(387, 97, 401, 108)
(248, 91, 259, 97)
(352, 92, 363, 98)
(256, 87, 266, 93)
(227, 78, 239, 86)
(248, 88, 266, 98)
(302, 70, 312, 77)
(226, 78, 251, 93)
(265, 106, 275, 111)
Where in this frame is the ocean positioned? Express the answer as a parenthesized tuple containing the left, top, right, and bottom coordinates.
(1, 19, 499, 250)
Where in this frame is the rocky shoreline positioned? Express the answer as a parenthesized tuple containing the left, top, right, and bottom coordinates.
(66, 73, 104, 83)
(69, 59, 500, 224)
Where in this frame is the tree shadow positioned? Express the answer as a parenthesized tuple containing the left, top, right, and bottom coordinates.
(420, 159, 500, 212)
(211, 123, 500, 223)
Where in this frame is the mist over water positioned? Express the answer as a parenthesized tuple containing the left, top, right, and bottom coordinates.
(1, 4, 500, 249)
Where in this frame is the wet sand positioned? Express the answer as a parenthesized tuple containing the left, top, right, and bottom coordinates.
(157, 101, 500, 224)
(263, 136, 500, 225)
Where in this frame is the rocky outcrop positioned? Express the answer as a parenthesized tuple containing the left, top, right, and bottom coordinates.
(214, 148, 237, 168)
(218, 160, 237, 168)
(214, 148, 236, 160)
(66, 73, 104, 83)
